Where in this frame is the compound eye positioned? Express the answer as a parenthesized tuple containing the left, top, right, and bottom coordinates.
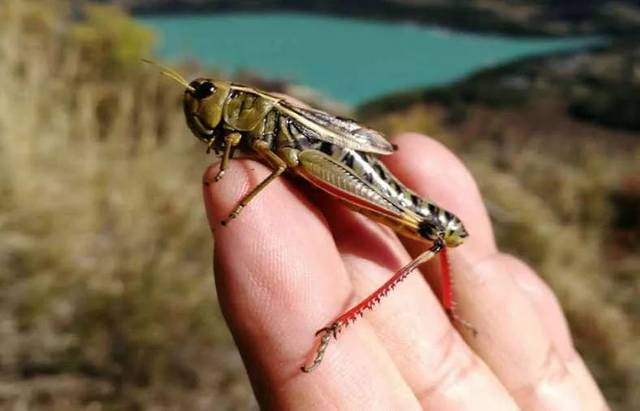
(193, 81, 215, 99)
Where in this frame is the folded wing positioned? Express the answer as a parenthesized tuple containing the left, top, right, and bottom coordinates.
(279, 101, 395, 155)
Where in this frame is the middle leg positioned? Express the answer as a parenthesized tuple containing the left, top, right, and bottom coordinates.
(221, 140, 288, 225)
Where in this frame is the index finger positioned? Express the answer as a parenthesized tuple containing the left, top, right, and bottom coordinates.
(203, 160, 421, 409)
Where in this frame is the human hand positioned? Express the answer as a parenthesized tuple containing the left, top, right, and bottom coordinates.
(203, 133, 608, 410)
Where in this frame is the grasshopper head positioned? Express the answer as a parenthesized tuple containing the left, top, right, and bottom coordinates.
(142, 60, 229, 149)
(183, 78, 231, 148)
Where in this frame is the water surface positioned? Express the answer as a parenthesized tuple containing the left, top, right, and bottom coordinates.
(140, 13, 594, 104)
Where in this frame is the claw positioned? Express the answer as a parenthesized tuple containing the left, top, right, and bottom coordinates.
(446, 309, 478, 337)
(301, 322, 342, 373)
(220, 206, 243, 226)
(314, 326, 331, 337)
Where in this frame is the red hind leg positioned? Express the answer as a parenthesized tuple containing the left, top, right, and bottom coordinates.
(438, 247, 453, 311)
(301, 242, 443, 373)
(439, 247, 477, 336)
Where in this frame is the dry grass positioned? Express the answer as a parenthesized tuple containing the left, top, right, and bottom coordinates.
(0, 1, 638, 410)
(0, 1, 253, 409)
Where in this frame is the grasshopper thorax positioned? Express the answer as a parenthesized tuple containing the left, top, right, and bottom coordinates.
(183, 78, 231, 148)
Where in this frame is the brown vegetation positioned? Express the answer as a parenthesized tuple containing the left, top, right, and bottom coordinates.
(0, 2, 251, 409)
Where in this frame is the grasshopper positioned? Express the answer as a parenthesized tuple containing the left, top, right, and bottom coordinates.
(145, 60, 472, 373)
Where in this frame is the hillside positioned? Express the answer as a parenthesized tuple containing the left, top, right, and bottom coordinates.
(101, 0, 640, 36)
(361, 40, 640, 133)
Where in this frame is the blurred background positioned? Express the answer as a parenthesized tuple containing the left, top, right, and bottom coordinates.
(0, 0, 638, 409)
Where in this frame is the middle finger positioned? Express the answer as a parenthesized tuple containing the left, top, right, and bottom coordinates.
(320, 199, 519, 410)
(384, 133, 588, 409)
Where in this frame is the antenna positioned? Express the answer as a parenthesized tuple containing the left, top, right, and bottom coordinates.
(142, 59, 195, 91)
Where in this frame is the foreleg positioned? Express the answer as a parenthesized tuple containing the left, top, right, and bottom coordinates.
(210, 132, 242, 183)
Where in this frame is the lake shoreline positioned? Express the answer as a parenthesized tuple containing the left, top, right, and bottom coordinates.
(359, 39, 640, 133)
(133, 7, 550, 38)
(121, 1, 640, 38)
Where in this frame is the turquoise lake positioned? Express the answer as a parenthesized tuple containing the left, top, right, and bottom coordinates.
(139, 13, 595, 105)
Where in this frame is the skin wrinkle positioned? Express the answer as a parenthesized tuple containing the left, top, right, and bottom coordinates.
(511, 347, 583, 410)
(519, 344, 571, 394)
(415, 327, 460, 394)
(417, 350, 482, 405)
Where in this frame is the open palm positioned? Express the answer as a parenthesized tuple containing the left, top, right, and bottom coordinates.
(203, 133, 607, 410)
